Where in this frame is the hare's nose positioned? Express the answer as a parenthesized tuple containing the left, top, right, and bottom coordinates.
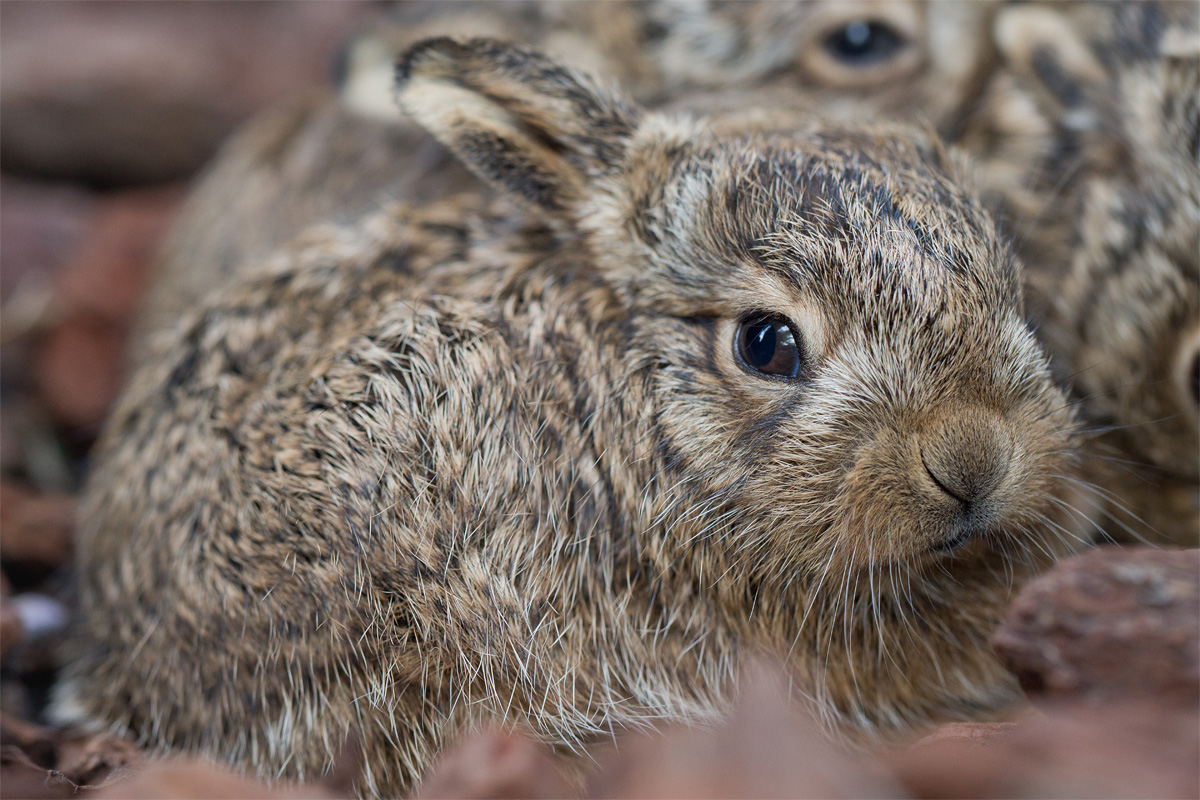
(921, 413, 1014, 506)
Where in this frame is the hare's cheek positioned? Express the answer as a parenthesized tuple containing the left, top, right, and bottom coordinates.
(829, 431, 958, 564)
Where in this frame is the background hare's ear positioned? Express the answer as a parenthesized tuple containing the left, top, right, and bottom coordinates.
(395, 37, 641, 217)
(992, 7, 1117, 156)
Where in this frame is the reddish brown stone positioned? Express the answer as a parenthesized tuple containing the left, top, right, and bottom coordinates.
(415, 728, 572, 800)
(53, 731, 144, 793)
(911, 721, 1020, 746)
(1, 714, 146, 797)
(992, 546, 1200, 705)
(0, 599, 22, 659)
(888, 702, 1200, 799)
(0, 755, 77, 800)
(26, 186, 186, 431)
(0, 483, 74, 569)
(55, 187, 185, 323)
(92, 759, 344, 799)
(0, 714, 82, 799)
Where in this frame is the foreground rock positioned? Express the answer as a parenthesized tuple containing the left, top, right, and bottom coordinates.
(91, 760, 347, 800)
(992, 546, 1200, 705)
(889, 702, 1199, 799)
(414, 728, 571, 800)
(583, 669, 902, 799)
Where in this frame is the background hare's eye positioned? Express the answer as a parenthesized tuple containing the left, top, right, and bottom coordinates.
(824, 20, 906, 66)
(736, 314, 803, 379)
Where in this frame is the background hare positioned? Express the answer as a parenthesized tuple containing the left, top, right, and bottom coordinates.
(55, 39, 1079, 796)
(960, 0, 1199, 545)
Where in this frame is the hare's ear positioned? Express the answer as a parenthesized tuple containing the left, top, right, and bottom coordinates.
(395, 38, 641, 217)
(993, 7, 1113, 138)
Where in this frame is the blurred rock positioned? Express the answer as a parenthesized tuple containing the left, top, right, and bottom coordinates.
(49, 730, 144, 794)
(33, 313, 126, 433)
(0, 714, 74, 800)
(0, 483, 74, 569)
(7, 594, 69, 640)
(992, 547, 1200, 705)
(30, 187, 184, 432)
(1, 0, 379, 186)
(889, 702, 1200, 799)
(0, 598, 23, 659)
(586, 667, 901, 799)
(910, 721, 1020, 746)
(414, 728, 571, 800)
(92, 759, 346, 800)
(55, 187, 184, 323)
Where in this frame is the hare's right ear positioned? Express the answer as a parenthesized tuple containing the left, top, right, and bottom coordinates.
(395, 38, 641, 218)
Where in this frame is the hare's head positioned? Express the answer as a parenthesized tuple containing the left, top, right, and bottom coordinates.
(346, 1, 998, 132)
(995, 2, 1199, 482)
(580, 0, 998, 131)
(397, 37, 1075, 586)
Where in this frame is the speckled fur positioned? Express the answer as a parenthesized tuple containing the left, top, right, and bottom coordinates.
(57, 39, 1078, 797)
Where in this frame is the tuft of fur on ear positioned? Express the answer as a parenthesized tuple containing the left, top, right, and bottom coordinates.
(395, 37, 641, 216)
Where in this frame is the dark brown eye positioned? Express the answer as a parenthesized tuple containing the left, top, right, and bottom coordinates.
(824, 20, 905, 66)
(736, 314, 803, 379)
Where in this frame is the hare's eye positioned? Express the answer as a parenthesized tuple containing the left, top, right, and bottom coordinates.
(824, 20, 905, 66)
(736, 314, 803, 380)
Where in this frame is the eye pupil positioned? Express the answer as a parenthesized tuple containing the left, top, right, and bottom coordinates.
(844, 20, 871, 50)
(826, 20, 904, 64)
(747, 321, 776, 366)
(737, 314, 802, 379)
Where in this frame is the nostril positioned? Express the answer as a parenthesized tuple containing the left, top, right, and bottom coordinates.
(920, 414, 1014, 506)
(923, 454, 971, 504)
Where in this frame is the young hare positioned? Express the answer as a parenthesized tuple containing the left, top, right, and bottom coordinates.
(56, 39, 1078, 796)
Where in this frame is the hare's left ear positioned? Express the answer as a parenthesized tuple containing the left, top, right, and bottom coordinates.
(395, 37, 642, 218)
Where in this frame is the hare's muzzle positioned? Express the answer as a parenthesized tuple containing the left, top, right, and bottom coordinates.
(919, 410, 1016, 552)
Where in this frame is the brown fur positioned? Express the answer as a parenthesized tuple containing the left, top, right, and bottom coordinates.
(56, 39, 1078, 796)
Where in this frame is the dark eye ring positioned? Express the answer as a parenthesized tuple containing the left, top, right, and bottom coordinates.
(824, 20, 906, 66)
(735, 313, 804, 380)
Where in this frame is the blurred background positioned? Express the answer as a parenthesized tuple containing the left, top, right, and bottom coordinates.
(2, 1, 384, 460)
